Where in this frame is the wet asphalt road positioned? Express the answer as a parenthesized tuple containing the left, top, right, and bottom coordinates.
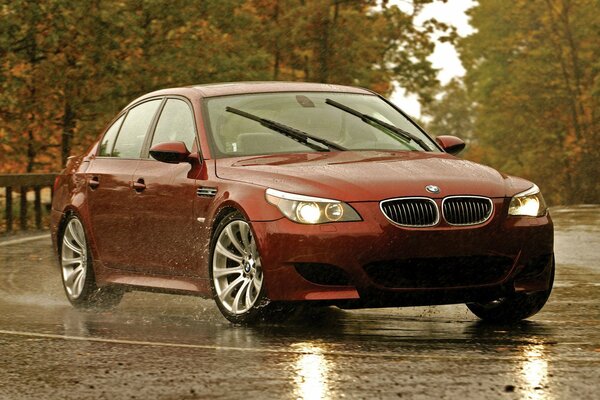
(0, 206, 599, 400)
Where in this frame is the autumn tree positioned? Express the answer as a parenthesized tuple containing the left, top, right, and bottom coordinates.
(1, 0, 449, 173)
(0, 0, 272, 172)
(0, 1, 146, 171)
(251, 0, 452, 100)
(0, 1, 62, 172)
(458, 0, 599, 204)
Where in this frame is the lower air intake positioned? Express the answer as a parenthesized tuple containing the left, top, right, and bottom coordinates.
(364, 256, 514, 288)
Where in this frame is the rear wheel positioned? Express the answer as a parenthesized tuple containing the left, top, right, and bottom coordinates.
(209, 212, 275, 324)
(59, 215, 123, 310)
(467, 259, 555, 323)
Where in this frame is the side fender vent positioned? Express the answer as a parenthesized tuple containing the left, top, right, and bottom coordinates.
(197, 187, 217, 197)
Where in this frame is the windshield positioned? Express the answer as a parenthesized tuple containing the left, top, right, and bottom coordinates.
(203, 92, 440, 157)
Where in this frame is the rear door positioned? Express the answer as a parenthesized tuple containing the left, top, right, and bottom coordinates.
(86, 99, 162, 270)
(128, 97, 202, 276)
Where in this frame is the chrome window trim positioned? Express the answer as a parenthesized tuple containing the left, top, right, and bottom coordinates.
(441, 195, 494, 226)
(379, 197, 440, 228)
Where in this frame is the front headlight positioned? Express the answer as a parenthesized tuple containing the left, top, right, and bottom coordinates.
(265, 188, 361, 224)
(508, 184, 548, 217)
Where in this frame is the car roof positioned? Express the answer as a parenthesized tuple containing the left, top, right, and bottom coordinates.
(190, 81, 374, 97)
(128, 81, 374, 107)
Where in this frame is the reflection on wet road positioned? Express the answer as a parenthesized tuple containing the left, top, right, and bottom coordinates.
(1, 206, 599, 399)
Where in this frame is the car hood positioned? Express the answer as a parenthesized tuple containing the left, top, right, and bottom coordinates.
(215, 151, 528, 202)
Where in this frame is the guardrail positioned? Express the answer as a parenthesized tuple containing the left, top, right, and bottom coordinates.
(0, 174, 57, 234)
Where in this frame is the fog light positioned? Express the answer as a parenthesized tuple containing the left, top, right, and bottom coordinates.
(296, 202, 321, 224)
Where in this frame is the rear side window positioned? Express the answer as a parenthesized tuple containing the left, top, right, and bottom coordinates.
(112, 99, 161, 158)
(151, 99, 196, 151)
(98, 115, 124, 156)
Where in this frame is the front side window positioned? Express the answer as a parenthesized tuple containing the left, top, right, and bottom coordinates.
(112, 99, 162, 158)
(151, 99, 196, 151)
(204, 92, 439, 158)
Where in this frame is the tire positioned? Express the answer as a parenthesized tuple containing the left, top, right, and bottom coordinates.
(467, 259, 555, 323)
(209, 211, 274, 324)
(59, 215, 123, 310)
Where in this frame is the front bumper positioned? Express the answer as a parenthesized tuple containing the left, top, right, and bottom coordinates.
(251, 198, 554, 306)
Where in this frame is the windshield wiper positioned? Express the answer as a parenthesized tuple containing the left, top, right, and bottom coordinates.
(225, 107, 346, 152)
(325, 98, 432, 152)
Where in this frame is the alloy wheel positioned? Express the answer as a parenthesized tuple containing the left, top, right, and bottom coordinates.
(212, 219, 264, 315)
(61, 217, 88, 299)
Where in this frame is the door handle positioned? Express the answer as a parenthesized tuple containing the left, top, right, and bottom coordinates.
(133, 178, 146, 192)
(88, 176, 100, 189)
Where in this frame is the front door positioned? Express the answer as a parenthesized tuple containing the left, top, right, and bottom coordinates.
(128, 98, 203, 276)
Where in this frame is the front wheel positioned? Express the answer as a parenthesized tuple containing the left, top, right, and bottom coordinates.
(209, 212, 274, 324)
(59, 215, 123, 310)
(467, 259, 555, 323)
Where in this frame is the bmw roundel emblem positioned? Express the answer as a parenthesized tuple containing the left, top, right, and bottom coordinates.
(425, 185, 440, 194)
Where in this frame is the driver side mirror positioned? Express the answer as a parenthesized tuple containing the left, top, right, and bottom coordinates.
(149, 141, 191, 164)
(435, 135, 466, 155)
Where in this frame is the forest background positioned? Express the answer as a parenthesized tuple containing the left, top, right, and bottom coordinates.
(0, 0, 598, 204)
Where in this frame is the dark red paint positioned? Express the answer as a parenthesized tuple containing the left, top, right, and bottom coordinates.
(50, 82, 553, 309)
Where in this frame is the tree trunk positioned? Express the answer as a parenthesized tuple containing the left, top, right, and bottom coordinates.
(273, 1, 280, 80)
(61, 100, 75, 167)
(316, 4, 330, 82)
(26, 129, 35, 173)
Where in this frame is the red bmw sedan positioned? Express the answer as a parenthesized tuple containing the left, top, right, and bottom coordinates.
(51, 82, 554, 323)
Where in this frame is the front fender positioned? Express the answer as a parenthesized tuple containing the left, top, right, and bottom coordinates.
(207, 180, 284, 223)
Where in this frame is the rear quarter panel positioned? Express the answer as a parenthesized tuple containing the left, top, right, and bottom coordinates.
(50, 144, 97, 256)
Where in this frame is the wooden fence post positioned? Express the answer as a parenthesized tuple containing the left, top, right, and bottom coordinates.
(0, 174, 57, 234)
(20, 186, 28, 231)
(5, 187, 12, 233)
(34, 186, 42, 229)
